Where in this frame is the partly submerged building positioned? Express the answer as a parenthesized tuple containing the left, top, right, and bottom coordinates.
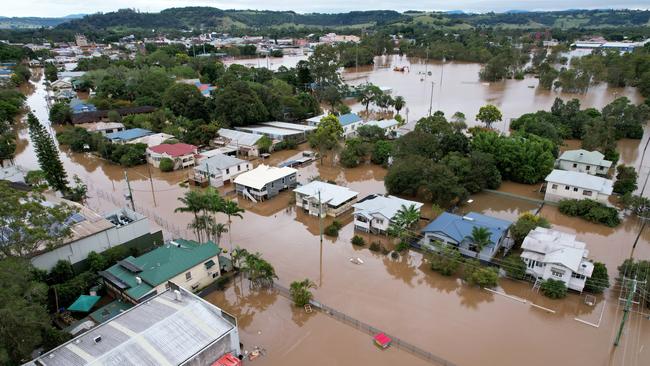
(105, 128, 154, 143)
(234, 165, 297, 202)
(192, 153, 251, 188)
(420, 212, 512, 261)
(352, 195, 423, 235)
(26, 285, 241, 366)
(556, 149, 612, 176)
(100, 239, 222, 304)
(544, 169, 613, 203)
(294, 181, 358, 217)
(147, 143, 198, 170)
(521, 227, 594, 292)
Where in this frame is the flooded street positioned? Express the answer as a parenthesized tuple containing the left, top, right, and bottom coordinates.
(11, 59, 650, 365)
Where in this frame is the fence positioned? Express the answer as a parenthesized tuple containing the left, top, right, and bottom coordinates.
(274, 283, 457, 366)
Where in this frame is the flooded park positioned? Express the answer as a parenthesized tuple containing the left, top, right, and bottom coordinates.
(11, 54, 650, 366)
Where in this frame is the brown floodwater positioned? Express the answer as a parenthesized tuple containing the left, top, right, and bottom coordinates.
(12, 70, 650, 366)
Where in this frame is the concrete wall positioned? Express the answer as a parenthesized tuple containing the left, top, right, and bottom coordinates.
(545, 182, 609, 203)
(182, 330, 241, 366)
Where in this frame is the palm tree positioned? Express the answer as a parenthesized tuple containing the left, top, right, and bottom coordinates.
(394, 204, 420, 230)
(469, 226, 492, 259)
(290, 278, 317, 306)
(393, 96, 405, 115)
(220, 199, 245, 256)
(208, 222, 228, 246)
(188, 215, 210, 243)
(176, 190, 207, 241)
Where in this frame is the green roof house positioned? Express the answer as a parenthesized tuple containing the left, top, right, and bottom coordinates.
(556, 149, 612, 176)
(99, 239, 221, 303)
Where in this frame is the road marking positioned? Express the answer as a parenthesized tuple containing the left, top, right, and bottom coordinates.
(529, 302, 556, 314)
(484, 288, 527, 304)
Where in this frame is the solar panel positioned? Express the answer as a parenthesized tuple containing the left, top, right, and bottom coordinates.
(118, 259, 143, 273)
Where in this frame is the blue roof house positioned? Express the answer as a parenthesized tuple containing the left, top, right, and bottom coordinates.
(105, 128, 153, 143)
(70, 100, 98, 114)
(306, 113, 363, 138)
(420, 212, 512, 261)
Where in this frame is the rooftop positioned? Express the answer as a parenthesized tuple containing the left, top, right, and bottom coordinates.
(105, 128, 153, 142)
(260, 121, 316, 132)
(338, 113, 362, 126)
(195, 153, 246, 173)
(148, 143, 197, 157)
(545, 169, 614, 194)
(294, 181, 358, 206)
(237, 125, 305, 137)
(422, 211, 512, 247)
(353, 195, 423, 220)
(217, 128, 263, 147)
(521, 227, 594, 275)
(77, 122, 124, 133)
(101, 239, 220, 301)
(364, 119, 399, 130)
(28, 286, 236, 366)
(558, 149, 612, 168)
(234, 164, 297, 190)
(128, 132, 175, 147)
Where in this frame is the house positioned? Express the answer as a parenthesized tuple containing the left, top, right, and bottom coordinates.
(556, 149, 612, 176)
(216, 128, 263, 157)
(128, 132, 176, 147)
(420, 212, 512, 261)
(259, 121, 316, 142)
(544, 169, 613, 203)
(294, 181, 358, 217)
(235, 124, 305, 143)
(27, 199, 160, 271)
(192, 153, 251, 188)
(307, 113, 363, 137)
(27, 286, 241, 366)
(364, 119, 399, 135)
(100, 239, 222, 303)
(521, 227, 594, 292)
(53, 89, 76, 101)
(50, 78, 72, 90)
(352, 195, 423, 234)
(77, 121, 125, 135)
(71, 106, 157, 124)
(147, 143, 198, 170)
(234, 164, 297, 201)
(69, 99, 97, 114)
(105, 128, 153, 143)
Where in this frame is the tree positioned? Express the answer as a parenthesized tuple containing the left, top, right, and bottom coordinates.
(388, 204, 421, 243)
(463, 259, 499, 288)
(510, 213, 551, 246)
(256, 135, 273, 154)
(476, 104, 502, 129)
(44, 63, 58, 82)
(355, 83, 382, 112)
(393, 95, 405, 114)
(502, 255, 527, 279)
(430, 243, 462, 276)
(357, 125, 385, 142)
(220, 199, 245, 256)
(212, 81, 269, 126)
(450, 111, 467, 131)
(308, 114, 343, 164)
(613, 165, 638, 195)
(469, 226, 491, 258)
(585, 262, 609, 293)
(49, 102, 72, 124)
(308, 44, 342, 89)
(0, 258, 53, 365)
(176, 190, 208, 241)
(67, 175, 88, 204)
(240, 252, 277, 288)
(163, 83, 208, 121)
(290, 278, 316, 307)
(207, 222, 228, 246)
(0, 121, 16, 163)
(540, 279, 567, 299)
(371, 140, 392, 166)
(27, 113, 69, 192)
(159, 157, 174, 172)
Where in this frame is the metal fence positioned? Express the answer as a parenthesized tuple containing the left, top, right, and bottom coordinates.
(274, 283, 457, 366)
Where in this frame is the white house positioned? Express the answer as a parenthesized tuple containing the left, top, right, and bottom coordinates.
(192, 153, 251, 188)
(146, 143, 198, 170)
(521, 227, 594, 292)
(352, 195, 423, 234)
(544, 169, 613, 203)
(234, 165, 298, 201)
(77, 122, 125, 135)
(307, 113, 364, 138)
(216, 128, 263, 157)
(294, 181, 358, 217)
(50, 78, 72, 91)
(129, 132, 176, 147)
(556, 149, 612, 176)
(364, 119, 399, 135)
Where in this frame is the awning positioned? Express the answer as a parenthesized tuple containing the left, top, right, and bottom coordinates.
(68, 295, 101, 312)
(204, 259, 216, 269)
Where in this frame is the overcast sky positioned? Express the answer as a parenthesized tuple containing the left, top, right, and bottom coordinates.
(5, 0, 650, 18)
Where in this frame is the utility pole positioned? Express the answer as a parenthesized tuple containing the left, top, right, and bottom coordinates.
(147, 164, 157, 207)
(614, 276, 643, 346)
(124, 170, 135, 211)
(428, 81, 435, 116)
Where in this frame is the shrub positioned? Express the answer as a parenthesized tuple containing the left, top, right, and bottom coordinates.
(324, 223, 341, 237)
(351, 235, 365, 246)
(463, 261, 499, 288)
(159, 157, 174, 172)
(86, 251, 108, 273)
(584, 262, 609, 294)
(369, 242, 381, 252)
(47, 260, 74, 285)
(430, 245, 462, 276)
(540, 279, 567, 299)
(390, 251, 399, 259)
(214, 275, 231, 291)
(558, 199, 620, 227)
(395, 240, 410, 252)
(510, 213, 551, 246)
(613, 165, 638, 195)
(290, 279, 315, 307)
(340, 146, 361, 168)
(502, 255, 527, 280)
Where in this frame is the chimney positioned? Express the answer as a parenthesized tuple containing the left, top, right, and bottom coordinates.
(174, 289, 182, 301)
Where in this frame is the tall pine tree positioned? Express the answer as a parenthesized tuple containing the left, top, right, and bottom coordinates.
(27, 113, 68, 192)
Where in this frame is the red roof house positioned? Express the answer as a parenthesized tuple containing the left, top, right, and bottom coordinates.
(147, 143, 198, 170)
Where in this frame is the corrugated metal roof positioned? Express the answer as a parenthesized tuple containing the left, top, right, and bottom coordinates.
(353, 195, 423, 221)
(234, 164, 297, 190)
(545, 169, 614, 194)
(218, 128, 263, 146)
(105, 128, 153, 142)
(294, 181, 358, 206)
(195, 154, 246, 172)
(421, 212, 512, 246)
(558, 149, 612, 168)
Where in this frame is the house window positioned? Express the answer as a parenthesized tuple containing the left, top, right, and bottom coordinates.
(551, 184, 558, 189)
(565, 185, 570, 190)
(226, 168, 230, 174)
(551, 268, 564, 278)
(375, 218, 384, 224)
(237, 165, 241, 171)
(536, 261, 543, 267)
(571, 272, 585, 280)
(586, 166, 591, 171)
(599, 166, 605, 170)
(573, 187, 578, 192)
(572, 163, 577, 168)
(185, 271, 192, 281)
(583, 190, 593, 196)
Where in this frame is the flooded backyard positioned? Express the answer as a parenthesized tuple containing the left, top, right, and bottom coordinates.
(10, 55, 650, 365)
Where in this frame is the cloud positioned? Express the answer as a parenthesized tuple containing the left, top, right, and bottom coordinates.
(3, 0, 649, 18)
